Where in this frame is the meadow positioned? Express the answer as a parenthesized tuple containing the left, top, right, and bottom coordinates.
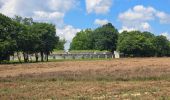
(0, 58, 170, 99)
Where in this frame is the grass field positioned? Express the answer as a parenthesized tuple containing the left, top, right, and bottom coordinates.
(0, 58, 170, 99)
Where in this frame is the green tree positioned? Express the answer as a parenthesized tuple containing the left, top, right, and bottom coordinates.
(13, 16, 34, 62)
(70, 23, 119, 52)
(92, 23, 119, 52)
(0, 13, 16, 62)
(55, 39, 66, 50)
(13, 16, 59, 62)
(154, 35, 170, 57)
(31, 22, 59, 61)
(70, 29, 93, 50)
(117, 31, 156, 57)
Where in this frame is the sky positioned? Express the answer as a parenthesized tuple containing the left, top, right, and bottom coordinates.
(0, 0, 170, 50)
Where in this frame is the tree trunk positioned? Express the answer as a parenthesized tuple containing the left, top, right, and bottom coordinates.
(46, 53, 49, 62)
(40, 52, 44, 62)
(29, 54, 32, 62)
(23, 52, 29, 62)
(23, 52, 26, 62)
(25, 52, 29, 62)
(17, 52, 21, 63)
(7, 55, 10, 61)
(35, 53, 39, 62)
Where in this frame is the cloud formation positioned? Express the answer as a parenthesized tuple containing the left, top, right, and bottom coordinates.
(161, 32, 170, 40)
(0, 0, 77, 25)
(56, 25, 81, 50)
(86, 0, 113, 14)
(94, 19, 109, 26)
(119, 5, 170, 32)
(0, 0, 80, 50)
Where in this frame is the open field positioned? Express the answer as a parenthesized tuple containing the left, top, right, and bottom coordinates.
(0, 58, 170, 99)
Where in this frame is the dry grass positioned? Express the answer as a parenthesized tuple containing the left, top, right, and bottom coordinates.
(0, 58, 170, 99)
(0, 81, 170, 100)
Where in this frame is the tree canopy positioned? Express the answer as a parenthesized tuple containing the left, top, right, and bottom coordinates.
(0, 13, 59, 62)
(1, 12, 170, 63)
(71, 24, 170, 57)
(70, 23, 119, 52)
(55, 39, 66, 50)
(154, 35, 170, 57)
(117, 31, 170, 57)
(0, 13, 16, 61)
(92, 23, 118, 51)
(70, 29, 93, 50)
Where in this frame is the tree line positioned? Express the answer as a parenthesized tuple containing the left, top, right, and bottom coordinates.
(71, 23, 170, 57)
(70, 23, 118, 52)
(0, 13, 60, 63)
(1, 12, 170, 63)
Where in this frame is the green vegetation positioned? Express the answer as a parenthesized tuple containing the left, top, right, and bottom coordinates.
(70, 23, 119, 52)
(70, 29, 93, 50)
(117, 31, 170, 57)
(55, 39, 66, 50)
(1, 12, 170, 63)
(0, 14, 59, 63)
(71, 23, 170, 57)
(0, 13, 16, 61)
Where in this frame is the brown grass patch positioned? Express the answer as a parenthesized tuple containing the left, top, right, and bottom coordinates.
(0, 58, 170, 99)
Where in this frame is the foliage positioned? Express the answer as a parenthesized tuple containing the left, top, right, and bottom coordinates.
(0, 13, 16, 61)
(117, 31, 170, 57)
(0, 13, 59, 62)
(55, 39, 66, 50)
(70, 29, 93, 50)
(70, 23, 119, 52)
(92, 23, 119, 52)
(154, 35, 170, 57)
(1, 12, 170, 63)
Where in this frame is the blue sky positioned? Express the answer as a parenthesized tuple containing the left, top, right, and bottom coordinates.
(0, 0, 170, 49)
(64, 0, 170, 35)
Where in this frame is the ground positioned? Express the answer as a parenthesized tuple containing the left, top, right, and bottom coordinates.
(0, 58, 170, 99)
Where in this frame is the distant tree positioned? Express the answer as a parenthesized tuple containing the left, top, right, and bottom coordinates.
(13, 16, 59, 62)
(117, 31, 156, 57)
(31, 22, 59, 61)
(0, 13, 16, 62)
(154, 35, 170, 57)
(70, 23, 119, 52)
(70, 29, 93, 50)
(13, 16, 34, 62)
(92, 23, 119, 52)
(55, 39, 66, 50)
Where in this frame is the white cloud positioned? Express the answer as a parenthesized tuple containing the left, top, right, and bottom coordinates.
(156, 11, 170, 24)
(119, 26, 136, 33)
(94, 19, 109, 26)
(0, 0, 77, 26)
(161, 32, 170, 40)
(86, 0, 113, 14)
(56, 25, 81, 50)
(33, 11, 64, 25)
(0, 0, 79, 50)
(119, 5, 155, 22)
(119, 22, 151, 33)
(119, 5, 170, 32)
(48, 0, 78, 13)
(141, 22, 151, 30)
